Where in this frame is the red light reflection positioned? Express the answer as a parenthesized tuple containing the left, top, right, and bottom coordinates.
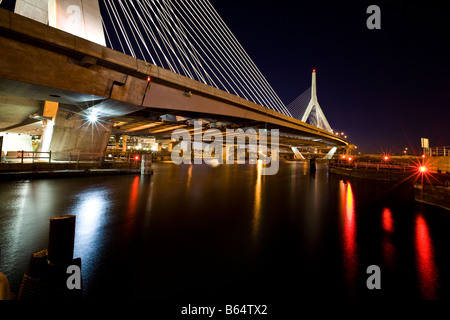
(123, 176, 140, 237)
(340, 181, 358, 291)
(382, 208, 396, 268)
(415, 214, 438, 299)
(127, 176, 140, 217)
(382, 208, 394, 232)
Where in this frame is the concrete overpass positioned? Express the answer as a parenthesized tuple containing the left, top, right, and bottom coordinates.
(0, 8, 351, 159)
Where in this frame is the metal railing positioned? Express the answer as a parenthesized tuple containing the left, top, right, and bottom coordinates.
(3, 151, 142, 164)
(427, 146, 450, 157)
(330, 159, 416, 172)
(18, 151, 52, 163)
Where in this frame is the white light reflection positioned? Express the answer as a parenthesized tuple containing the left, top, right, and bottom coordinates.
(252, 159, 263, 240)
(71, 189, 109, 277)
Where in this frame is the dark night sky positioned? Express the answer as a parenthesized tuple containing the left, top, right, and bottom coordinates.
(210, 0, 450, 154)
(1, 0, 449, 154)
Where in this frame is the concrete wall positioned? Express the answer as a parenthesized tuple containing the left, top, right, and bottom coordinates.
(433, 156, 450, 174)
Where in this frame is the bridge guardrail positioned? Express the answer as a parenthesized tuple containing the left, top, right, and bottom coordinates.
(428, 146, 450, 157)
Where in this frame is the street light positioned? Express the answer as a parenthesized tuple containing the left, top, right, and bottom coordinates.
(87, 109, 99, 123)
(88, 113, 98, 123)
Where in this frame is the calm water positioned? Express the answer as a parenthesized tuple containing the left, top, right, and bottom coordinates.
(1, 162, 450, 301)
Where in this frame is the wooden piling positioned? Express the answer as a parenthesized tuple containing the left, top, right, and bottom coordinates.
(48, 215, 76, 264)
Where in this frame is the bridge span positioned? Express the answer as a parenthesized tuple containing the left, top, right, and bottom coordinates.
(0, 8, 351, 160)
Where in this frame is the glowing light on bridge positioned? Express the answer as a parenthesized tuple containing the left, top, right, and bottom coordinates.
(419, 165, 427, 173)
(88, 113, 98, 123)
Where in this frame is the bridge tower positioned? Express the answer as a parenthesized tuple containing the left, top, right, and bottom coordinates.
(301, 69, 333, 133)
(12, 1, 109, 158)
(14, 0, 106, 46)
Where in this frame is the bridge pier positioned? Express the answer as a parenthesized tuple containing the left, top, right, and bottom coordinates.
(122, 135, 128, 152)
(44, 107, 113, 160)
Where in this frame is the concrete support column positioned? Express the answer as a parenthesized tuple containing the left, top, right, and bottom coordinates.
(223, 145, 233, 163)
(122, 135, 128, 152)
(114, 135, 120, 150)
(47, 107, 113, 160)
(39, 101, 59, 153)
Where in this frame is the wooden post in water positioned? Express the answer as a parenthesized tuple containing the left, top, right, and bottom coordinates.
(48, 215, 76, 264)
(309, 157, 316, 173)
(18, 215, 82, 300)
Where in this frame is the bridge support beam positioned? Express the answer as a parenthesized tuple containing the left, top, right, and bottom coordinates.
(291, 147, 305, 160)
(322, 147, 337, 160)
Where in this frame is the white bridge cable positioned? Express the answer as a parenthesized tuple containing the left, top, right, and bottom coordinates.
(99, 0, 292, 117)
(158, 0, 207, 84)
(101, 18, 114, 49)
(134, 1, 176, 69)
(107, 1, 137, 58)
(102, 1, 126, 54)
(186, 2, 274, 111)
(142, 1, 183, 75)
(155, 0, 235, 92)
(198, 0, 291, 116)
(286, 86, 311, 120)
(157, 0, 228, 88)
(199, 0, 291, 115)
(174, 1, 253, 100)
(121, 1, 160, 65)
(118, 1, 148, 62)
(142, 0, 223, 86)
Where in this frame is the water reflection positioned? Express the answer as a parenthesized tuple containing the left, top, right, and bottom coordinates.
(340, 180, 358, 291)
(71, 188, 110, 279)
(382, 208, 396, 269)
(252, 160, 263, 241)
(382, 208, 394, 232)
(415, 213, 438, 299)
(124, 176, 140, 237)
(1, 163, 449, 299)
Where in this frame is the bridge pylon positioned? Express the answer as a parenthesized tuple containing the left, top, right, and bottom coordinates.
(301, 69, 333, 133)
(14, 0, 106, 46)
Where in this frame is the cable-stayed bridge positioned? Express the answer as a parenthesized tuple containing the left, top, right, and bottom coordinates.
(0, 0, 351, 159)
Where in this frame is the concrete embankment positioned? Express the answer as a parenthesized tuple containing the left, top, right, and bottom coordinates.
(0, 162, 143, 180)
(328, 164, 416, 183)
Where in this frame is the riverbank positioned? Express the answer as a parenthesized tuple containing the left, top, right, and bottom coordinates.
(414, 183, 450, 211)
(328, 164, 415, 184)
(329, 163, 450, 211)
(0, 168, 143, 180)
